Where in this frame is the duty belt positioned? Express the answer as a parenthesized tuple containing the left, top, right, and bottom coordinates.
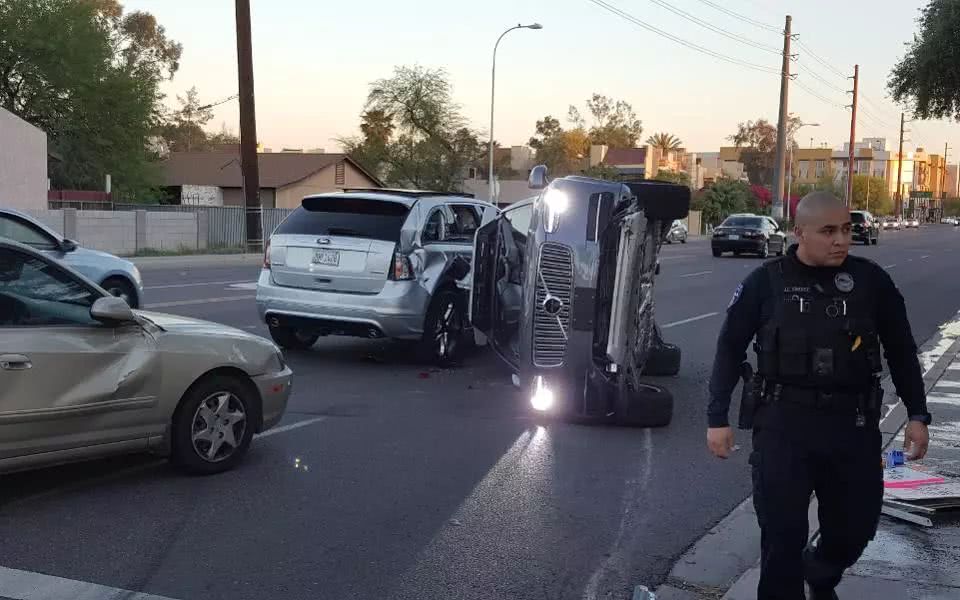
(764, 383, 868, 411)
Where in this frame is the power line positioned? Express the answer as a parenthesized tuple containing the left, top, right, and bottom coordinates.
(859, 92, 901, 121)
(585, 0, 781, 74)
(642, 0, 781, 54)
(690, 0, 781, 33)
(795, 39, 847, 79)
(857, 105, 896, 129)
(793, 79, 846, 110)
(796, 61, 847, 94)
(198, 93, 239, 111)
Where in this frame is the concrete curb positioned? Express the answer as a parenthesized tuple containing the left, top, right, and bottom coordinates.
(131, 253, 263, 269)
(655, 309, 960, 600)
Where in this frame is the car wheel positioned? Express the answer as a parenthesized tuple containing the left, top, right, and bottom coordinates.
(617, 382, 673, 427)
(712, 248, 722, 257)
(101, 276, 138, 308)
(758, 241, 769, 259)
(871, 236, 879, 245)
(420, 289, 467, 366)
(171, 374, 258, 475)
(268, 325, 319, 350)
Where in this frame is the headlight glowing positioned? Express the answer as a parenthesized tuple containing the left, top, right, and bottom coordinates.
(543, 188, 569, 233)
(530, 375, 555, 411)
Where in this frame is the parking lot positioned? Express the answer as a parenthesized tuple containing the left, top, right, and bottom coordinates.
(2, 225, 959, 600)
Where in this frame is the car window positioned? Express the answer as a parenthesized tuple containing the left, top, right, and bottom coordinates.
(721, 216, 763, 228)
(422, 208, 446, 243)
(850, 212, 866, 223)
(447, 204, 482, 243)
(0, 248, 99, 327)
(276, 197, 410, 243)
(503, 204, 532, 238)
(0, 215, 58, 250)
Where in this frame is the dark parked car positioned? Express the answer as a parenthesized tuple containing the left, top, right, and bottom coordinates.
(711, 214, 786, 258)
(850, 210, 880, 245)
(470, 167, 689, 427)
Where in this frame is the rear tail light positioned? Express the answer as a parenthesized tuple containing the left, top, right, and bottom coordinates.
(390, 249, 414, 281)
(263, 239, 271, 269)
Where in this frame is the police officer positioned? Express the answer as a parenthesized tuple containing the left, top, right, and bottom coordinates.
(706, 192, 931, 600)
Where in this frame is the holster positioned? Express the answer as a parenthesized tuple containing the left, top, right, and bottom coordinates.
(737, 362, 763, 430)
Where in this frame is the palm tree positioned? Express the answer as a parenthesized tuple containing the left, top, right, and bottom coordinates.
(646, 132, 683, 168)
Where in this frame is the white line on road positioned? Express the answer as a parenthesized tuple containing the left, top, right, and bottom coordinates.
(679, 270, 712, 278)
(659, 254, 693, 260)
(256, 416, 327, 439)
(927, 394, 960, 407)
(949, 363, 960, 370)
(884, 264, 897, 269)
(144, 279, 253, 290)
(932, 380, 960, 388)
(921, 255, 931, 259)
(0, 565, 181, 600)
(662, 312, 719, 329)
(144, 295, 255, 309)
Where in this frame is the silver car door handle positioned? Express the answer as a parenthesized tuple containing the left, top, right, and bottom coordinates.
(0, 354, 32, 370)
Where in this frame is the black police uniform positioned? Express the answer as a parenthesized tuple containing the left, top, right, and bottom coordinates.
(708, 245, 930, 600)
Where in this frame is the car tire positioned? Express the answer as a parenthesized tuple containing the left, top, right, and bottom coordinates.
(420, 288, 467, 367)
(170, 374, 259, 475)
(642, 341, 682, 377)
(712, 248, 722, 257)
(101, 276, 138, 308)
(758, 241, 769, 259)
(617, 382, 673, 428)
(268, 325, 318, 351)
(776, 242, 785, 256)
(871, 236, 879, 245)
(680, 236, 686, 244)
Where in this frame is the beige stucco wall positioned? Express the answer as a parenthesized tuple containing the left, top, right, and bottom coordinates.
(0, 108, 48, 211)
(275, 161, 378, 208)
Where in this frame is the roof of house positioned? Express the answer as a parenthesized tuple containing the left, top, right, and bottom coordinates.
(603, 147, 647, 166)
(159, 152, 383, 188)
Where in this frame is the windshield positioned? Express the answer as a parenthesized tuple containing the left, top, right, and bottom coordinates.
(850, 212, 866, 223)
(276, 197, 410, 242)
(721, 217, 763, 228)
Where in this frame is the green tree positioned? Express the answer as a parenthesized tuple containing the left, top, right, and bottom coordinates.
(729, 116, 802, 186)
(157, 87, 214, 152)
(581, 93, 643, 148)
(339, 108, 395, 177)
(0, 0, 182, 199)
(651, 170, 691, 187)
(527, 115, 589, 176)
(701, 178, 752, 225)
(850, 175, 893, 214)
(889, 0, 960, 120)
(646, 132, 683, 153)
(359, 65, 482, 190)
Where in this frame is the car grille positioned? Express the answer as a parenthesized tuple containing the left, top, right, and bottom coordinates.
(533, 243, 573, 367)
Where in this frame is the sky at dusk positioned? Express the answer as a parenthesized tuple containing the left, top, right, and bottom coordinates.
(126, 0, 959, 159)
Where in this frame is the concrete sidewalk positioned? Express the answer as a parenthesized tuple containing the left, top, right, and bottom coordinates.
(722, 340, 960, 600)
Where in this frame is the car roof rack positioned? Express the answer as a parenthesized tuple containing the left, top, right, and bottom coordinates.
(341, 188, 475, 199)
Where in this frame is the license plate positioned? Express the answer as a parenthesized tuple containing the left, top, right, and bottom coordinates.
(728, 234, 740, 240)
(312, 249, 340, 266)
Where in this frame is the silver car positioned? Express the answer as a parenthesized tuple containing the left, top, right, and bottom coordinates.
(257, 189, 495, 364)
(0, 238, 292, 475)
(471, 169, 689, 426)
(0, 207, 144, 307)
(664, 219, 688, 243)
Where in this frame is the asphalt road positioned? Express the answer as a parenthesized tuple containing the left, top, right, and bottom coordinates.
(2, 226, 959, 600)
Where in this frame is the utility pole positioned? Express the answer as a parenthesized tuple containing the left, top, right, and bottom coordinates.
(235, 0, 262, 252)
(845, 64, 859, 207)
(772, 15, 792, 220)
(896, 112, 906, 217)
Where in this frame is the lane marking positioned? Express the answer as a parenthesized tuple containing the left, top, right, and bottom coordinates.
(144, 279, 253, 290)
(662, 312, 719, 329)
(0, 565, 181, 600)
(921, 255, 930, 259)
(948, 363, 960, 370)
(256, 416, 327, 439)
(679, 270, 712, 278)
(659, 254, 693, 261)
(932, 380, 960, 388)
(884, 264, 897, 269)
(228, 282, 258, 290)
(927, 394, 960, 407)
(144, 295, 255, 309)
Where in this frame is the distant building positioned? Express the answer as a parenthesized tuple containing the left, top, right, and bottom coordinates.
(688, 152, 722, 188)
(0, 107, 48, 211)
(160, 152, 382, 209)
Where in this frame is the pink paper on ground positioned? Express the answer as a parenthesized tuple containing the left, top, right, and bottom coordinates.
(883, 466, 947, 488)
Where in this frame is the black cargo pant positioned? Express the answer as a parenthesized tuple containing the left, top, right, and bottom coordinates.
(750, 400, 883, 600)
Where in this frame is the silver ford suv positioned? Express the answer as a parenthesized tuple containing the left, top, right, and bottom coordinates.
(257, 189, 494, 364)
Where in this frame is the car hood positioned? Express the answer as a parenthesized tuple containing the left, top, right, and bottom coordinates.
(134, 310, 280, 372)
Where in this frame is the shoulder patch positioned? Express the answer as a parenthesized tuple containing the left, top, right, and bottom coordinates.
(728, 283, 744, 309)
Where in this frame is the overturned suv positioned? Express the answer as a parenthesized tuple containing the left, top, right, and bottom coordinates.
(470, 167, 689, 426)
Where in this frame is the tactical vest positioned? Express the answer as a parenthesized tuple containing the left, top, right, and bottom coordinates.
(755, 257, 882, 390)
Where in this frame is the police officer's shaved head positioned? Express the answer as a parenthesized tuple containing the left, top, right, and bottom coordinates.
(793, 191, 852, 267)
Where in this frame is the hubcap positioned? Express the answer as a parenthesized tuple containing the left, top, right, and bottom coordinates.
(191, 392, 247, 463)
(434, 302, 459, 358)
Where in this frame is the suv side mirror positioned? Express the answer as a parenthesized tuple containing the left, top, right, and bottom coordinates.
(528, 165, 549, 190)
(90, 296, 135, 323)
(59, 239, 78, 253)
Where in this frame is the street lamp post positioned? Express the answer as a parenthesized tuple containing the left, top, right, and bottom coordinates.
(489, 22, 542, 204)
(786, 122, 820, 219)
